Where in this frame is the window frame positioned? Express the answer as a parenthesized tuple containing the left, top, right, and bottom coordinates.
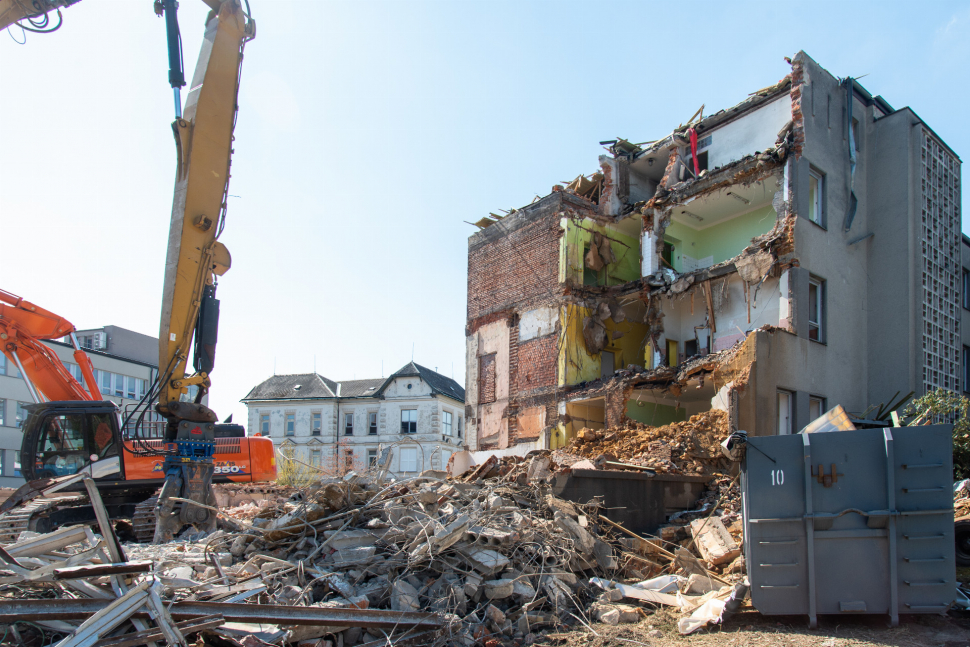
(808, 167, 826, 228)
(13, 451, 21, 477)
(312, 412, 322, 436)
(344, 412, 354, 436)
(16, 402, 30, 429)
(368, 412, 378, 435)
(809, 395, 826, 422)
(442, 410, 453, 436)
(310, 448, 322, 467)
(963, 269, 970, 311)
(964, 346, 970, 394)
(808, 276, 825, 343)
(777, 389, 793, 435)
(400, 409, 417, 434)
(285, 412, 295, 436)
(367, 448, 378, 467)
(399, 447, 418, 473)
(0, 399, 5, 427)
(259, 413, 270, 435)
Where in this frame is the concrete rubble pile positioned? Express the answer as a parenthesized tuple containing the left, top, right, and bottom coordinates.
(956, 478, 970, 519)
(0, 456, 751, 646)
(554, 409, 732, 476)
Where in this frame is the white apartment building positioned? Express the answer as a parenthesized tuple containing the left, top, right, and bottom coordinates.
(0, 326, 158, 487)
(242, 362, 466, 476)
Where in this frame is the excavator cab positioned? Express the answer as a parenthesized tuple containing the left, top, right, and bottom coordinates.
(20, 401, 123, 483)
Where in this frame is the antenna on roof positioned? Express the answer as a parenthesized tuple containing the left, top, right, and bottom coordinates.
(381, 360, 384, 378)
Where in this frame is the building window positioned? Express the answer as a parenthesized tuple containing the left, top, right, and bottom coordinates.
(260, 413, 270, 434)
(479, 354, 496, 404)
(809, 396, 823, 421)
(113, 373, 124, 397)
(808, 168, 825, 226)
(368, 412, 377, 435)
(100, 370, 111, 394)
(310, 448, 321, 467)
(964, 346, 970, 394)
(0, 354, 5, 376)
(777, 390, 793, 435)
(0, 451, 4, 476)
(312, 412, 322, 436)
(367, 448, 378, 467)
(963, 268, 970, 310)
(457, 416, 462, 438)
(0, 399, 5, 427)
(399, 447, 417, 473)
(442, 411, 453, 436)
(344, 413, 354, 436)
(13, 451, 21, 477)
(345, 449, 354, 469)
(285, 413, 295, 436)
(400, 409, 417, 434)
(16, 402, 29, 428)
(808, 277, 825, 342)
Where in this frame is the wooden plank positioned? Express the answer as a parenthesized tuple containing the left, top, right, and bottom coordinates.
(93, 615, 224, 647)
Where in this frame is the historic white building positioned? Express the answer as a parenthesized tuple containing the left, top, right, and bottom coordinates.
(242, 362, 466, 476)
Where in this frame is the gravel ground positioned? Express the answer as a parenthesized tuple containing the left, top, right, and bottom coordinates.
(535, 607, 970, 647)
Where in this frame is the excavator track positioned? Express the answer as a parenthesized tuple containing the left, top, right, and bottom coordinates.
(0, 496, 86, 544)
(132, 495, 159, 543)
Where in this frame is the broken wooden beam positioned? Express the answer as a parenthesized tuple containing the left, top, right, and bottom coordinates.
(53, 560, 154, 580)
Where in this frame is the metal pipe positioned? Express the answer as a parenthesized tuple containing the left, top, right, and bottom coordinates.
(10, 349, 40, 403)
(0, 599, 444, 630)
(174, 87, 182, 119)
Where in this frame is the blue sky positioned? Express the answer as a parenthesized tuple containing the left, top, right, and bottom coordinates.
(2, 0, 968, 426)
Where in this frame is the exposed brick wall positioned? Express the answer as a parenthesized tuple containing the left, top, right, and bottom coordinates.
(479, 354, 496, 404)
(516, 335, 558, 393)
(467, 194, 570, 323)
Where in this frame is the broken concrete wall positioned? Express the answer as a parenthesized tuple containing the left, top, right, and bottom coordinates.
(560, 215, 641, 288)
(700, 93, 793, 170)
(558, 303, 651, 386)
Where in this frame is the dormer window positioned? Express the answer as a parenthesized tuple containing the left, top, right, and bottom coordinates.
(293, 384, 302, 391)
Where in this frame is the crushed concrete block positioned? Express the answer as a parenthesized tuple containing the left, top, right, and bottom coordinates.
(434, 515, 470, 550)
(599, 607, 621, 625)
(484, 579, 514, 600)
(690, 517, 740, 565)
(485, 604, 506, 624)
(391, 580, 420, 612)
(554, 511, 594, 554)
(512, 579, 536, 599)
(330, 546, 377, 565)
(463, 547, 510, 575)
(323, 529, 374, 551)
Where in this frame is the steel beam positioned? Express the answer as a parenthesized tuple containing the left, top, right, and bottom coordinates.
(0, 600, 443, 630)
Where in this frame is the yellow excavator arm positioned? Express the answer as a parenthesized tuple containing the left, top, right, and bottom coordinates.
(156, 0, 253, 416)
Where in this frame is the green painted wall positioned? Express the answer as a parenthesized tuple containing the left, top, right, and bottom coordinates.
(561, 218, 640, 286)
(625, 400, 687, 427)
(664, 204, 777, 272)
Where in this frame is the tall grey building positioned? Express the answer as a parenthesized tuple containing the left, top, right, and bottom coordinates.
(463, 51, 961, 452)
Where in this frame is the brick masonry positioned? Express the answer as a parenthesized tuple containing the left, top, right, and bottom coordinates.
(515, 335, 558, 393)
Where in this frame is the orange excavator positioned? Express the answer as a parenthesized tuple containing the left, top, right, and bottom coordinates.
(0, 289, 277, 542)
(0, 0, 277, 542)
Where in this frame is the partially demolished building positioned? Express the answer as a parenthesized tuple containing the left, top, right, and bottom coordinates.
(464, 51, 962, 451)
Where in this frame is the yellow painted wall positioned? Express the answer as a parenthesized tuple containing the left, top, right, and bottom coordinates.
(558, 304, 651, 387)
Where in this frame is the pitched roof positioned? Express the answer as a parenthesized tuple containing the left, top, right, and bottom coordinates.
(242, 373, 336, 400)
(242, 363, 465, 403)
(338, 378, 386, 398)
(379, 362, 465, 402)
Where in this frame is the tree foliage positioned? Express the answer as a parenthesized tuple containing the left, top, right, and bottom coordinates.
(902, 388, 970, 480)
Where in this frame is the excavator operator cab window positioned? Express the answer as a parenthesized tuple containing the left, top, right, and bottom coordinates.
(34, 412, 120, 480)
(36, 414, 87, 479)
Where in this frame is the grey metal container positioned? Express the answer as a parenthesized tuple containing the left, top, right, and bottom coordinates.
(742, 425, 954, 627)
(551, 469, 709, 536)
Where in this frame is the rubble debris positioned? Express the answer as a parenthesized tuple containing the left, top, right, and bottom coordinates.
(0, 449, 756, 645)
(557, 409, 731, 475)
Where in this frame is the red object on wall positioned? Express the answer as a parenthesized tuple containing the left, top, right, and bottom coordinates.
(688, 127, 699, 177)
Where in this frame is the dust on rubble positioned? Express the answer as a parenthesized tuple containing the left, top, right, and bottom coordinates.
(556, 409, 731, 476)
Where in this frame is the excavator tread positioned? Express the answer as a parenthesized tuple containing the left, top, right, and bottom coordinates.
(0, 496, 86, 544)
(132, 494, 159, 543)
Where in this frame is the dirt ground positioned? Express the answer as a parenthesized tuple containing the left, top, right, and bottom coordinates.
(537, 608, 970, 647)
